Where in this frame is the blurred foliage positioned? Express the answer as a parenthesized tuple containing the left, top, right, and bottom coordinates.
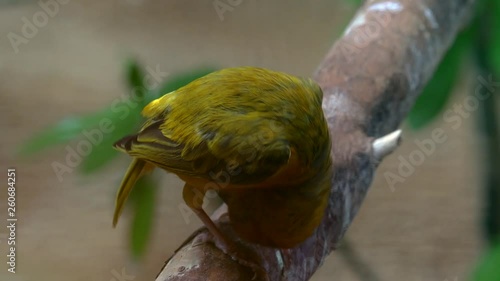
(475, 0, 500, 246)
(130, 176, 157, 258)
(483, 0, 500, 75)
(404, 0, 500, 134)
(20, 61, 217, 258)
(343, 0, 362, 6)
(407, 29, 472, 129)
(409, 0, 500, 278)
(472, 239, 500, 281)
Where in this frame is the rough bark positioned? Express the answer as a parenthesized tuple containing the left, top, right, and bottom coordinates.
(156, 1, 475, 280)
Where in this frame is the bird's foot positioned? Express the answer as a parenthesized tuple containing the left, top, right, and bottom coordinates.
(213, 238, 269, 281)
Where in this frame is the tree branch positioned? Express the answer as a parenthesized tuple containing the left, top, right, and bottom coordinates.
(155, 1, 475, 280)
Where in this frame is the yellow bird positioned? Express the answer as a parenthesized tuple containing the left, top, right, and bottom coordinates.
(113, 67, 332, 249)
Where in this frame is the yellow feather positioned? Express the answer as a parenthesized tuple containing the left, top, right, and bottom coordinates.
(141, 91, 175, 118)
(112, 158, 154, 227)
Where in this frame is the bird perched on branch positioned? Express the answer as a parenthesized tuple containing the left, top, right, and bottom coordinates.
(112, 66, 332, 250)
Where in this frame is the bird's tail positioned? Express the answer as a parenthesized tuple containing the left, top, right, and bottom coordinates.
(112, 158, 154, 227)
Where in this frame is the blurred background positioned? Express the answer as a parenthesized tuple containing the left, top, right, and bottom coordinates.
(0, 0, 496, 280)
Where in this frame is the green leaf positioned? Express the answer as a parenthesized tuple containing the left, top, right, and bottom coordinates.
(485, 0, 500, 76)
(125, 58, 146, 99)
(19, 109, 116, 156)
(472, 240, 500, 281)
(79, 60, 153, 173)
(407, 30, 471, 129)
(343, 0, 362, 6)
(79, 105, 143, 173)
(78, 134, 120, 173)
(130, 176, 156, 259)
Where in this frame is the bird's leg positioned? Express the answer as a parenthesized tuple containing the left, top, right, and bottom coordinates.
(182, 183, 268, 280)
(182, 183, 236, 251)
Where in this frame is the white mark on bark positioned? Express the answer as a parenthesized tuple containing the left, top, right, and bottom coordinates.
(344, 13, 367, 35)
(368, 1, 404, 12)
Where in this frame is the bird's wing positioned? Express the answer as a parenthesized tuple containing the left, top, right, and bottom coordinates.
(114, 117, 293, 186)
(114, 119, 196, 175)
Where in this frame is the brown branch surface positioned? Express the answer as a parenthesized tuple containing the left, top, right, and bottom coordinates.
(156, 1, 475, 280)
